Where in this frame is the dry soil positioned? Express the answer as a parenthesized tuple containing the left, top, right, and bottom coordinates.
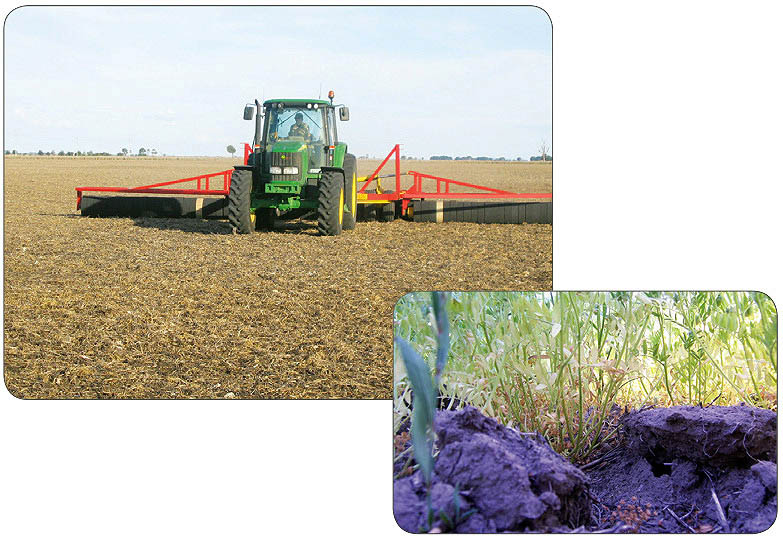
(4, 156, 552, 398)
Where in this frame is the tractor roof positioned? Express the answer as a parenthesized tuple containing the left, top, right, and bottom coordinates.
(264, 98, 332, 107)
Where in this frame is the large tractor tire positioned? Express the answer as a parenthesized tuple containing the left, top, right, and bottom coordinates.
(228, 169, 254, 234)
(376, 202, 395, 222)
(342, 154, 358, 230)
(317, 170, 344, 236)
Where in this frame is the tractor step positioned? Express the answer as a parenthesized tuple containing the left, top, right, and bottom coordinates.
(80, 195, 228, 219)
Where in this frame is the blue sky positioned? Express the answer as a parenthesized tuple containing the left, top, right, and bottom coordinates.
(4, 6, 551, 158)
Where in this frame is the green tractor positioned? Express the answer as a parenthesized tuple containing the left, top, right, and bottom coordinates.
(231, 92, 357, 235)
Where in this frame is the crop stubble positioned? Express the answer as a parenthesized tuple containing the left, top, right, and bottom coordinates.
(4, 156, 551, 398)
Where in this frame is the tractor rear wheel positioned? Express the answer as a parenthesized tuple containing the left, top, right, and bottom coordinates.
(376, 202, 395, 222)
(342, 154, 357, 230)
(228, 169, 253, 234)
(317, 170, 343, 236)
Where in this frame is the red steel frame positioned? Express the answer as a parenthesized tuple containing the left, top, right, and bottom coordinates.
(357, 144, 552, 215)
(75, 143, 552, 213)
(74, 144, 254, 210)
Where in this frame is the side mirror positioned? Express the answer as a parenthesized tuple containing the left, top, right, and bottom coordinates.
(243, 105, 254, 120)
(339, 106, 350, 121)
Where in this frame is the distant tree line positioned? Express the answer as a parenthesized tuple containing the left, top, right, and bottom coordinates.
(430, 155, 529, 161)
(5, 147, 161, 156)
(530, 154, 553, 161)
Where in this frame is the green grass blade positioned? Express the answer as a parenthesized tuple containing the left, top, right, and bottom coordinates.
(395, 336, 436, 484)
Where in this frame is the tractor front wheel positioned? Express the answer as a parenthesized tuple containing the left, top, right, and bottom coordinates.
(317, 170, 343, 236)
(228, 169, 253, 234)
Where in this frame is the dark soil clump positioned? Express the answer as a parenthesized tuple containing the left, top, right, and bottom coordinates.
(590, 405, 777, 533)
(622, 404, 776, 466)
(394, 404, 777, 533)
(394, 406, 591, 532)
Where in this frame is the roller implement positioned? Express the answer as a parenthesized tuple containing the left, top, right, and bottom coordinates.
(76, 91, 552, 232)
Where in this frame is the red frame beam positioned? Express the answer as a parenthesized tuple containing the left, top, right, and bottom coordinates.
(76, 170, 232, 210)
(74, 147, 255, 210)
(357, 145, 551, 201)
(358, 144, 401, 194)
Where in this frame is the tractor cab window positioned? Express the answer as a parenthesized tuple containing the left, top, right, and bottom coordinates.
(326, 108, 337, 145)
(265, 106, 324, 145)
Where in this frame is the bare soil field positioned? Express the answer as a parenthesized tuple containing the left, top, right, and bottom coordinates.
(3, 156, 551, 399)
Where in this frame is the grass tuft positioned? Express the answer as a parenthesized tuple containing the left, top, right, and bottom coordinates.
(394, 292, 777, 464)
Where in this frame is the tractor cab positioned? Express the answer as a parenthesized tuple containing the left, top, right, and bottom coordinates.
(242, 97, 349, 183)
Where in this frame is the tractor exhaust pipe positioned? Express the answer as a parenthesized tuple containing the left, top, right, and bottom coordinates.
(254, 99, 263, 151)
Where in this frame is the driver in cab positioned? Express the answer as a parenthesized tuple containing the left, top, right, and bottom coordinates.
(288, 112, 312, 140)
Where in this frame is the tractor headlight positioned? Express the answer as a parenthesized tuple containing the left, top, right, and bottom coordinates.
(269, 166, 282, 174)
(283, 167, 298, 175)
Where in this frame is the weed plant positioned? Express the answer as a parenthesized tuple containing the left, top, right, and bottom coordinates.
(394, 292, 776, 464)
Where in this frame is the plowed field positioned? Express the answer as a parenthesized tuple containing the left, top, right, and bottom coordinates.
(3, 156, 551, 399)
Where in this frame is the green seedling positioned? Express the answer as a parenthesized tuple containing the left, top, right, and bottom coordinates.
(395, 291, 451, 532)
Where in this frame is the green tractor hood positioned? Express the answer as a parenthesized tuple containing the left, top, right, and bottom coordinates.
(269, 140, 308, 153)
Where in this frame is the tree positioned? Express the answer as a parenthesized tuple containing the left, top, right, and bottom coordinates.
(121, 148, 128, 156)
(138, 147, 146, 156)
(538, 139, 550, 161)
(227, 145, 236, 157)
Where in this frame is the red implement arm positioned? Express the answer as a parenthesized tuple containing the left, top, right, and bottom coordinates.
(75, 144, 253, 210)
(356, 145, 552, 215)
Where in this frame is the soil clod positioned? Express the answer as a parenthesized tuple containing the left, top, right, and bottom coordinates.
(394, 406, 591, 532)
(622, 405, 776, 466)
(590, 405, 777, 533)
(394, 404, 777, 533)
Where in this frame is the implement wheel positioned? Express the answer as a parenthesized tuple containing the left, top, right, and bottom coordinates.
(342, 154, 357, 230)
(376, 202, 395, 222)
(228, 169, 253, 234)
(357, 203, 374, 222)
(317, 170, 343, 236)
